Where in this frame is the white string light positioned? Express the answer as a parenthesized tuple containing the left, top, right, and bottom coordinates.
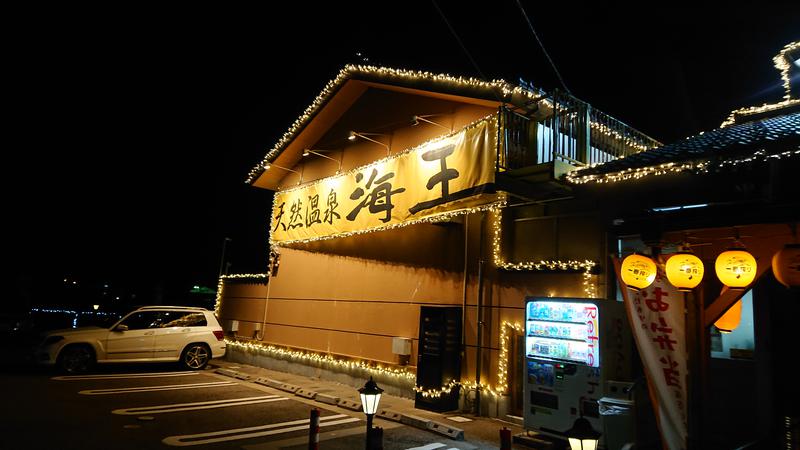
(773, 41, 800, 102)
(225, 338, 416, 381)
(214, 274, 269, 316)
(566, 148, 800, 185)
(246, 65, 659, 185)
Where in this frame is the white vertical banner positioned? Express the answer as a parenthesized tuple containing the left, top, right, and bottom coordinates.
(625, 269, 688, 450)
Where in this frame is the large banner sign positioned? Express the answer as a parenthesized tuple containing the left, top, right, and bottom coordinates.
(624, 269, 688, 450)
(270, 116, 499, 244)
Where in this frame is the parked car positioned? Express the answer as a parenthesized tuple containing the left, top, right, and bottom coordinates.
(35, 306, 226, 374)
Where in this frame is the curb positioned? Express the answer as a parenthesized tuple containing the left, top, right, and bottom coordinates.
(427, 421, 465, 440)
(253, 377, 300, 394)
(216, 363, 469, 441)
(214, 368, 251, 380)
(377, 409, 403, 422)
(295, 388, 318, 400)
(315, 393, 340, 406)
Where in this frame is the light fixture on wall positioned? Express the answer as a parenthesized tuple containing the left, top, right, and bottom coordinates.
(665, 244, 704, 292)
(715, 237, 757, 290)
(714, 299, 742, 333)
(772, 224, 799, 289)
(772, 243, 800, 289)
(264, 162, 303, 184)
(263, 162, 300, 174)
(620, 253, 657, 291)
(348, 131, 391, 155)
(411, 114, 451, 131)
(302, 149, 343, 174)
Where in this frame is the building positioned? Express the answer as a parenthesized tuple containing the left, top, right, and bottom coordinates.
(217, 41, 799, 449)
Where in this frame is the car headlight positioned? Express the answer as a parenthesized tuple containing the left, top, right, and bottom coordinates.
(42, 336, 64, 347)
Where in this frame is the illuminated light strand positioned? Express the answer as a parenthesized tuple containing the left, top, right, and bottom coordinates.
(246, 65, 660, 184)
(266, 115, 500, 247)
(225, 338, 416, 381)
(271, 201, 506, 247)
(589, 121, 655, 153)
(490, 208, 597, 298)
(245, 65, 521, 184)
(30, 308, 118, 316)
(413, 321, 524, 398)
(567, 148, 800, 185)
(720, 98, 800, 128)
(214, 274, 269, 316)
(274, 114, 496, 196)
(773, 41, 800, 102)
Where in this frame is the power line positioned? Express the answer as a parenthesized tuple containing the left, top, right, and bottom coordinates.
(430, 1, 492, 84)
(514, 0, 572, 95)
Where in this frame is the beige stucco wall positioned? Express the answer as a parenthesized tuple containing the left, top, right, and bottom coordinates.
(219, 86, 611, 397)
(218, 205, 608, 393)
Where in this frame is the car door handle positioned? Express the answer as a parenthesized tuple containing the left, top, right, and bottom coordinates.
(181, 328, 191, 333)
(144, 331, 155, 336)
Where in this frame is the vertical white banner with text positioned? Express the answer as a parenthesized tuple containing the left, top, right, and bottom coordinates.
(626, 270, 688, 450)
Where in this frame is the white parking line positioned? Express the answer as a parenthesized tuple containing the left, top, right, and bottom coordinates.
(112, 395, 288, 415)
(53, 371, 201, 381)
(406, 444, 459, 450)
(162, 414, 361, 446)
(79, 381, 237, 395)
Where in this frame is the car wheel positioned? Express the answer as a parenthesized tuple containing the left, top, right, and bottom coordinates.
(181, 343, 210, 370)
(58, 345, 95, 374)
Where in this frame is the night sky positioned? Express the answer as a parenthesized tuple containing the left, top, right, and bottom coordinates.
(8, 4, 799, 310)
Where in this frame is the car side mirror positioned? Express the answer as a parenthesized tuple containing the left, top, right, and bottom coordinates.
(114, 324, 129, 332)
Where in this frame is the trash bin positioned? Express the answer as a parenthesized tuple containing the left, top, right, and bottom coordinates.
(598, 396, 635, 450)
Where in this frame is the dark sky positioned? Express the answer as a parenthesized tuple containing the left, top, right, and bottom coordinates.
(8, 3, 799, 306)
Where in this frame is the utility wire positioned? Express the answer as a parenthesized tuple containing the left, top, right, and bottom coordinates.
(514, 0, 572, 95)
(431, 0, 503, 104)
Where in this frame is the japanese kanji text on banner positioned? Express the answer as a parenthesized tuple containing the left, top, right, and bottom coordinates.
(626, 270, 688, 450)
(270, 116, 500, 245)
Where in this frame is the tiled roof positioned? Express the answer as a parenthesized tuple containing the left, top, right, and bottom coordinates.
(571, 110, 800, 179)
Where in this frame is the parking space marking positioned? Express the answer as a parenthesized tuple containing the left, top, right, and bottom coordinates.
(162, 414, 361, 446)
(405, 444, 458, 450)
(79, 380, 237, 395)
(53, 371, 201, 381)
(112, 395, 288, 415)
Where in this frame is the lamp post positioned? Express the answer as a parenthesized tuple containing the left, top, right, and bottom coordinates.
(358, 377, 383, 450)
(565, 417, 601, 450)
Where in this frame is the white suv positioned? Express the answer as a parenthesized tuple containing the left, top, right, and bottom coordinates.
(35, 306, 226, 374)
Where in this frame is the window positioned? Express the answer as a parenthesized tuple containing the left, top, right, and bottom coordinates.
(158, 311, 207, 328)
(120, 311, 162, 330)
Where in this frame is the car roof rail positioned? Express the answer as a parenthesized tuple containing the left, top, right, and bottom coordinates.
(136, 306, 207, 311)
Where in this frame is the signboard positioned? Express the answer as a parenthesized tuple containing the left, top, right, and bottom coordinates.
(270, 116, 499, 244)
(624, 270, 688, 450)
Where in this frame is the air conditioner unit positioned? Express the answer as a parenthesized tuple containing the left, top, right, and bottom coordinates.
(392, 337, 412, 356)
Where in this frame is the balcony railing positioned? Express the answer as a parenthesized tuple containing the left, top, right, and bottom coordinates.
(498, 90, 661, 172)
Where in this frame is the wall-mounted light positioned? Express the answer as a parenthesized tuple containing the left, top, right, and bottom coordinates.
(715, 242, 757, 290)
(303, 149, 343, 174)
(264, 162, 303, 184)
(264, 162, 299, 174)
(714, 299, 742, 333)
(665, 245, 704, 292)
(348, 131, 391, 155)
(621, 253, 657, 291)
(772, 243, 800, 289)
(411, 114, 451, 131)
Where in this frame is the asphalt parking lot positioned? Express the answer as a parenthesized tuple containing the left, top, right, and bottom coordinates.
(0, 363, 478, 450)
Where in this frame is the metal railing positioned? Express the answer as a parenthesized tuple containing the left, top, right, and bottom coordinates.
(499, 90, 662, 171)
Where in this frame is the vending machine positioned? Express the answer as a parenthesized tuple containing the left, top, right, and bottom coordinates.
(523, 297, 630, 442)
